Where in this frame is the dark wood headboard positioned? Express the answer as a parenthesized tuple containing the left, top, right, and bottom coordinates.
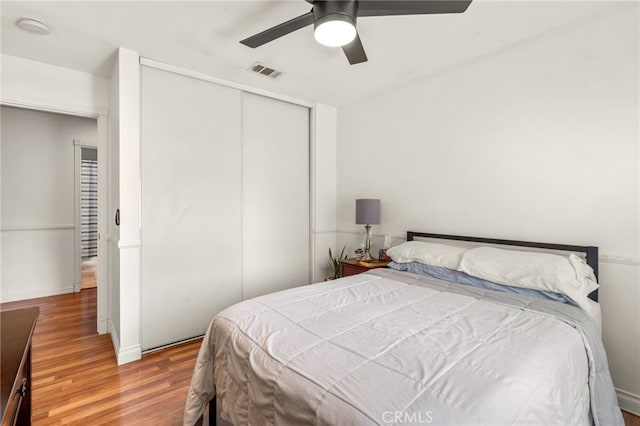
(407, 231, 599, 302)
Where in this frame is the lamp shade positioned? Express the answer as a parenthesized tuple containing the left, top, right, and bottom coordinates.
(355, 199, 380, 225)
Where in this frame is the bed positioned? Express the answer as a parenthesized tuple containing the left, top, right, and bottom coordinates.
(184, 232, 623, 426)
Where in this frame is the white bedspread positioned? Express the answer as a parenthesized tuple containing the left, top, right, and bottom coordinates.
(184, 269, 622, 425)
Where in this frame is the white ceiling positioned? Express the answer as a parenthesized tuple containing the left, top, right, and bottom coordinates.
(0, 1, 626, 106)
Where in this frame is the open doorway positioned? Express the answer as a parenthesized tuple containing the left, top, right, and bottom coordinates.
(1, 105, 105, 331)
(74, 142, 99, 294)
(80, 147, 98, 290)
(1, 102, 108, 334)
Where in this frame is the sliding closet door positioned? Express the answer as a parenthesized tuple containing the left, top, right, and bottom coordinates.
(241, 92, 310, 299)
(141, 66, 242, 350)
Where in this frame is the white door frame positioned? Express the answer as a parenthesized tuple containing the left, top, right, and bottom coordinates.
(73, 141, 97, 293)
(72, 127, 108, 334)
(1, 101, 108, 334)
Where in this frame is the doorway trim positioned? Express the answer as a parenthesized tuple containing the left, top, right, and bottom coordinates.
(1, 100, 109, 334)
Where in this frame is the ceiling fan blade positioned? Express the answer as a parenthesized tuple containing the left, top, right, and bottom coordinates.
(342, 33, 368, 65)
(357, 0, 472, 17)
(240, 11, 314, 48)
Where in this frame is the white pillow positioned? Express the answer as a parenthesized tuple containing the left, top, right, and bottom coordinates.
(386, 241, 467, 270)
(459, 247, 599, 312)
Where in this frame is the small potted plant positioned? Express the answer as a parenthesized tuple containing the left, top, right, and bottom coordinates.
(327, 245, 348, 280)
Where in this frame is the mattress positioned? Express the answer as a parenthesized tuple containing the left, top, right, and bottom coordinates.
(184, 269, 622, 425)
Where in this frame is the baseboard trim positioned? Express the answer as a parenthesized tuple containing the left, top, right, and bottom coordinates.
(97, 318, 108, 335)
(618, 388, 640, 416)
(0, 286, 74, 303)
(107, 321, 141, 364)
(108, 319, 120, 359)
(117, 344, 142, 366)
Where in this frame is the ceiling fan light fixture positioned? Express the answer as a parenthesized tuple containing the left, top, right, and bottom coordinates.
(239, 0, 473, 65)
(314, 15, 356, 47)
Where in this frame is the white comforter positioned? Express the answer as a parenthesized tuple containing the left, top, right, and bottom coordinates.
(184, 269, 622, 425)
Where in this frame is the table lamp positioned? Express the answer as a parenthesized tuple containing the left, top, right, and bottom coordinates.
(355, 199, 380, 262)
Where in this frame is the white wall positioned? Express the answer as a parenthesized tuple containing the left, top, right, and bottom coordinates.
(1, 54, 109, 116)
(337, 5, 639, 412)
(1, 106, 97, 301)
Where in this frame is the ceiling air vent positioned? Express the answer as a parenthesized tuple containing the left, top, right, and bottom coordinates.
(248, 62, 283, 79)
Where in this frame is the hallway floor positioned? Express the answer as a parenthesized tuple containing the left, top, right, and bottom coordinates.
(80, 257, 97, 290)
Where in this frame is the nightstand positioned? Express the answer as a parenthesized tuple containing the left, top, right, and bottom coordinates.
(340, 258, 389, 277)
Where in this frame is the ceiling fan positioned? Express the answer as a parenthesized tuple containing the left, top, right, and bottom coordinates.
(240, 0, 473, 65)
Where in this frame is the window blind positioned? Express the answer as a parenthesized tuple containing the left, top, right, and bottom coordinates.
(81, 159, 98, 258)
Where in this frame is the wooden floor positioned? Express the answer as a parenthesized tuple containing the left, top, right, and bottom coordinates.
(80, 259, 97, 290)
(1, 289, 638, 425)
(625, 410, 640, 426)
(1, 289, 204, 425)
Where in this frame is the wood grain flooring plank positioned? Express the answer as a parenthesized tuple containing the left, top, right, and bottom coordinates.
(1, 289, 201, 425)
(625, 410, 640, 426)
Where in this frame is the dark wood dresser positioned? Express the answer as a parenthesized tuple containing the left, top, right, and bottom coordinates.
(1, 307, 39, 426)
